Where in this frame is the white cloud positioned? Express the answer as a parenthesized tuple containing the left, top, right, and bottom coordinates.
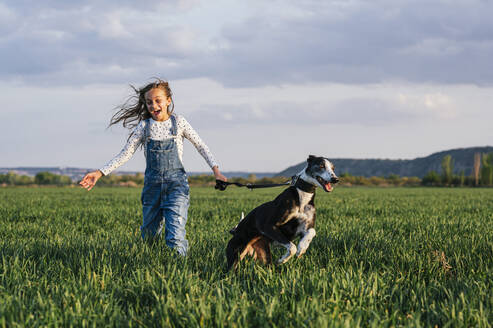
(2, 0, 493, 86)
(1, 1, 493, 171)
(399, 38, 462, 56)
(423, 93, 456, 119)
(424, 93, 450, 109)
(396, 90, 457, 120)
(0, 78, 492, 171)
(98, 12, 133, 39)
(0, 2, 16, 29)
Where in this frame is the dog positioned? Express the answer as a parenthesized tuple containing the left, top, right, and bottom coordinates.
(226, 155, 339, 271)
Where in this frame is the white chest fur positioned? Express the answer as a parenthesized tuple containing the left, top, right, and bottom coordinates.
(278, 188, 316, 226)
(297, 188, 313, 209)
(294, 188, 315, 236)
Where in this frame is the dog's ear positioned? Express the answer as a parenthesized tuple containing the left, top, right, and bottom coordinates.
(307, 155, 316, 163)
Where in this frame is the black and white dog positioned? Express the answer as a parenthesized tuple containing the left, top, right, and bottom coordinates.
(226, 155, 339, 271)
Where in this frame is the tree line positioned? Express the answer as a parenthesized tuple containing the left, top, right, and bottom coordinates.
(422, 152, 493, 187)
(0, 171, 72, 186)
(0, 172, 422, 187)
(2, 153, 492, 187)
(0, 171, 145, 187)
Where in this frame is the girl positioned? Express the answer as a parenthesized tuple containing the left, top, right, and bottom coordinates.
(80, 79, 227, 256)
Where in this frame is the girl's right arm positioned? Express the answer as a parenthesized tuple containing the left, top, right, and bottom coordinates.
(79, 122, 145, 191)
(79, 170, 103, 191)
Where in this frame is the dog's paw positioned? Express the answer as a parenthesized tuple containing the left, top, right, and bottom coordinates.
(278, 242, 297, 264)
(296, 246, 308, 258)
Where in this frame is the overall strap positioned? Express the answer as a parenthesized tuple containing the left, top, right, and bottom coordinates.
(144, 119, 151, 144)
(170, 114, 178, 137)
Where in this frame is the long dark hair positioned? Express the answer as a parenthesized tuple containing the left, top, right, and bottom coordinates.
(109, 79, 175, 139)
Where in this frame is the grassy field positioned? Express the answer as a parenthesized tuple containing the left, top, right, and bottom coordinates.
(0, 186, 492, 327)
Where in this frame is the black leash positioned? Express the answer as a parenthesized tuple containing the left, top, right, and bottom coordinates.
(215, 177, 294, 191)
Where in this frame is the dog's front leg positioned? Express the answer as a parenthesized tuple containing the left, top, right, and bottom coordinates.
(296, 228, 316, 258)
(259, 225, 296, 264)
(278, 242, 297, 264)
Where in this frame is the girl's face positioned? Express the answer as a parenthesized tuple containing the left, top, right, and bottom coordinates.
(145, 88, 171, 122)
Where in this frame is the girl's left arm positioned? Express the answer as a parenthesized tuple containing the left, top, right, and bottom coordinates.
(180, 116, 227, 182)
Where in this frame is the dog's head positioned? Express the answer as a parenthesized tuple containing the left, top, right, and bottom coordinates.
(303, 155, 339, 192)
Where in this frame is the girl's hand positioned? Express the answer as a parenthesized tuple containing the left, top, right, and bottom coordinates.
(212, 166, 227, 182)
(79, 170, 103, 191)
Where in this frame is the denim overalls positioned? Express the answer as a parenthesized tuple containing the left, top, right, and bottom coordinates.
(140, 115, 190, 256)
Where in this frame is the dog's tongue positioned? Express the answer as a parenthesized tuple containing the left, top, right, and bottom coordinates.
(325, 182, 332, 191)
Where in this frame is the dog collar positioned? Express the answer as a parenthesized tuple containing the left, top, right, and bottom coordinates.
(294, 178, 316, 193)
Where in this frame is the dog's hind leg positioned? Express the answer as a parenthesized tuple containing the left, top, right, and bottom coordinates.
(239, 236, 261, 261)
(251, 237, 272, 265)
(226, 235, 260, 271)
(278, 242, 297, 264)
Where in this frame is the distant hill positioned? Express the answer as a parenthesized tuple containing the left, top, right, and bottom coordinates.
(276, 146, 493, 178)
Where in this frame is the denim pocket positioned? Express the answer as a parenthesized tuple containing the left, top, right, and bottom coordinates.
(150, 149, 171, 170)
(141, 183, 160, 206)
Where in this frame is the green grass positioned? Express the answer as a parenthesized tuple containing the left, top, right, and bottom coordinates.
(0, 186, 492, 327)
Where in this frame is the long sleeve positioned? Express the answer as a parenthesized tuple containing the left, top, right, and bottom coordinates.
(179, 116, 219, 169)
(99, 122, 145, 175)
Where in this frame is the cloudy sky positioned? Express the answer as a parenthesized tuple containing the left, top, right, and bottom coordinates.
(1, 0, 492, 172)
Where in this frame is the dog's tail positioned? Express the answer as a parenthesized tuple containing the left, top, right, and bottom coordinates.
(229, 212, 244, 235)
